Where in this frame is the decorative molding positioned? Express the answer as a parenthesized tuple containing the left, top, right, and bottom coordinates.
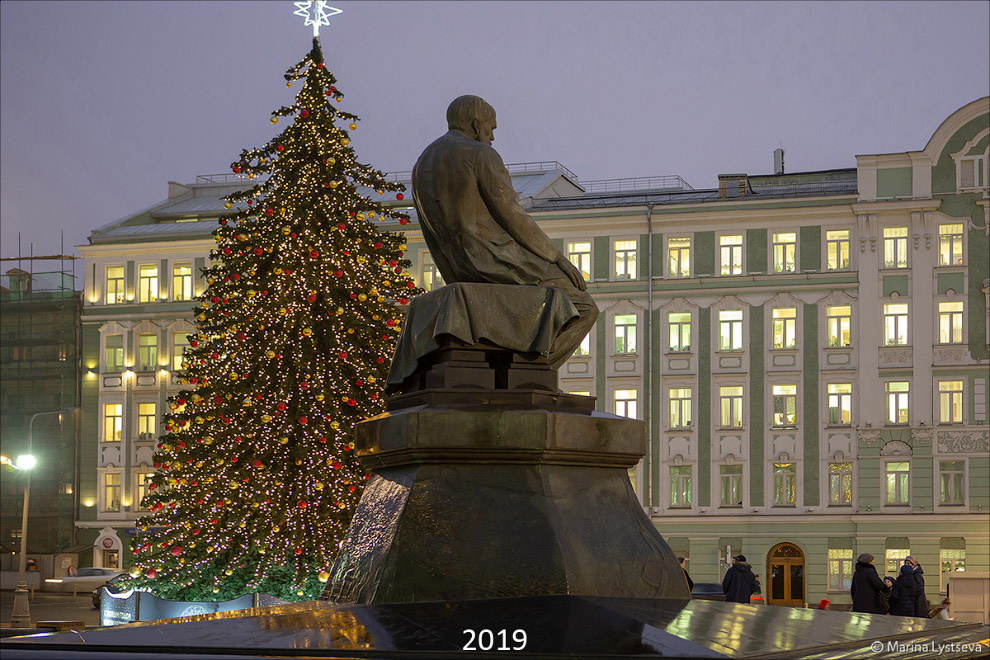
(936, 430, 989, 454)
(879, 439, 913, 456)
(932, 346, 970, 365)
(859, 428, 882, 447)
(911, 428, 934, 447)
(878, 346, 912, 367)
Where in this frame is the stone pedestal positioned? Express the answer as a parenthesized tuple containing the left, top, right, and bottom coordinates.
(323, 388, 689, 604)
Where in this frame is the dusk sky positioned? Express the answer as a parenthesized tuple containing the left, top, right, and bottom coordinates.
(1, 1, 987, 262)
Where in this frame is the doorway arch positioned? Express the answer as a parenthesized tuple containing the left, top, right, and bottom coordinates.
(767, 542, 805, 607)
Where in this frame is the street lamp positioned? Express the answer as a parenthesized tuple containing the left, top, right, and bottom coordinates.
(9, 406, 79, 628)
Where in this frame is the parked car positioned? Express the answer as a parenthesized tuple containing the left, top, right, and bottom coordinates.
(691, 582, 726, 601)
(45, 567, 123, 594)
(92, 573, 131, 609)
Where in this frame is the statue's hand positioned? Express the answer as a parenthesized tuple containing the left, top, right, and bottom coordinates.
(555, 255, 587, 291)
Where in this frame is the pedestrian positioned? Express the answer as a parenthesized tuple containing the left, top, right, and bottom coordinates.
(850, 553, 891, 614)
(889, 564, 919, 616)
(722, 554, 758, 604)
(929, 598, 954, 620)
(678, 557, 694, 591)
(904, 555, 929, 618)
(819, 599, 831, 610)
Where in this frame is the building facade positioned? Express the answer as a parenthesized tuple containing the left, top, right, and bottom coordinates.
(76, 98, 989, 606)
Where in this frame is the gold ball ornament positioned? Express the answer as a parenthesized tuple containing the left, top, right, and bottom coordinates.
(270, 117, 278, 125)
(318, 571, 330, 582)
(224, 202, 232, 209)
(339, 138, 349, 146)
(348, 122, 356, 130)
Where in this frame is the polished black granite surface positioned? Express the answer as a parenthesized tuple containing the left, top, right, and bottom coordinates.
(2, 596, 987, 659)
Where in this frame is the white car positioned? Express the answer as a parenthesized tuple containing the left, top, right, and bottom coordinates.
(45, 567, 124, 594)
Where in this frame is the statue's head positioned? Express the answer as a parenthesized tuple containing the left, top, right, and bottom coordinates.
(447, 95, 496, 145)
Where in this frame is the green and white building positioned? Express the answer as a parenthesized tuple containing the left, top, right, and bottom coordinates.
(76, 97, 989, 607)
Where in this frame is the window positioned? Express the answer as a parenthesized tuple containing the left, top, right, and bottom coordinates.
(827, 383, 852, 426)
(828, 549, 854, 591)
(138, 265, 159, 302)
(719, 465, 743, 507)
(422, 252, 444, 291)
(567, 241, 592, 281)
(105, 334, 124, 372)
(171, 263, 192, 301)
(958, 155, 986, 189)
(668, 387, 692, 429)
(614, 389, 638, 419)
(883, 303, 909, 346)
(884, 461, 910, 504)
(103, 404, 122, 442)
(886, 548, 910, 575)
(938, 302, 964, 344)
(668, 311, 691, 352)
(938, 381, 964, 424)
(772, 232, 797, 273)
(719, 235, 743, 275)
(614, 314, 637, 354)
(938, 224, 964, 266)
(173, 333, 190, 371)
(773, 463, 796, 505)
(135, 472, 155, 511)
(771, 308, 797, 349)
(669, 465, 692, 508)
(719, 386, 743, 428)
(613, 239, 637, 279)
(772, 385, 798, 427)
(939, 460, 965, 504)
(826, 230, 850, 271)
(826, 305, 852, 347)
(667, 237, 690, 278)
(572, 333, 590, 357)
(106, 266, 125, 304)
(103, 473, 121, 512)
(882, 227, 909, 268)
(940, 549, 966, 593)
(885, 381, 910, 425)
(138, 334, 158, 371)
(137, 403, 157, 441)
(828, 462, 853, 505)
(718, 310, 743, 351)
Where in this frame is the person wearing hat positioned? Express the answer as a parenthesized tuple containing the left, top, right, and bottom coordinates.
(850, 552, 891, 614)
(904, 555, 929, 618)
(818, 599, 831, 610)
(889, 564, 919, 616)
(722, 554, 758, 604)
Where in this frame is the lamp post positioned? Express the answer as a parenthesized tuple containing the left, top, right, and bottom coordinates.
(10, 406, 79, 628)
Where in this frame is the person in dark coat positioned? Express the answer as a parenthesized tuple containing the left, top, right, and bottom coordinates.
(850, 553, 891, 614)
(722, 555, 758, 604)
(889, 564, 919, 616)
(905, 555, 929, 618)
(679, 557, 694, 591)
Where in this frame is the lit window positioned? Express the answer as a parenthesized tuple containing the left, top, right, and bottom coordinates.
(772, 308, 797, 349)
(614, 389, 638, 419)
(668, 311, 691, 352)
(613, 240, 637, 280)
(667, 237, 690, 278)
(719, 464, 743, 507)
(668, 388, 692, 429)
(103, 404, 122, 443)
(882, 227, 908, 268)
(773, 463, 796, 505)
(772, 232, 797, 273)
(939, 461, 965, 504)
(827, 383, 852, 426)
(103, 473, 121, 512)
(105, 334, 124, 372)
(137, 403, 157, 441)
(826, 230, 850, 271)
(940, 549, 966, 594)
(884, 461, 910, 505)
(886, 548, 910, 575)
(938, 224, 964, 266)
(106, 266, 125, 305)
(938, 381, 964, 424)
(567, 241, 592, 281)
(885, 381, 910, 425)
(772, 385, 797, 427)
(883, 303, 909, 346)
(826, 305, 852, 347)
(828, 548, 854, 591)
(171, 264, 193, 301)
(938, 302, 964, 344)
(421, 252, 444, 291)
(138, 265, 159, 303)
(719, 386, 743, 428)
(669, 465, 692, 508)
(719, 235, 743, 275)
(828, 462, 853, 505)
(135, 472, 155, 511)
(173, 333, 190, 371)
(718, 310, 743, 351)
(614, 314, 637, 354)
(572, 333, 590, 357)
(138, 334, 158, 371)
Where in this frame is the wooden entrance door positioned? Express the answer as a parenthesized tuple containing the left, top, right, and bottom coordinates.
(767, 542, 805, 607)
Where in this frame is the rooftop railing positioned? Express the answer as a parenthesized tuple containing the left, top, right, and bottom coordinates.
(578, 175, 694, 193)
(382, 161, 580, 184)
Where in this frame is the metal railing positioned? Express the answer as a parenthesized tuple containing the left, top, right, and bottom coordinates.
(382, 161, 580, 184)
(579, 175, 693, 193)
(195, 173, 268, 184)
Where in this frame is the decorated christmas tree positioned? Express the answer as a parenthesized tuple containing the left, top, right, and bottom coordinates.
(129, 14, 421, 601)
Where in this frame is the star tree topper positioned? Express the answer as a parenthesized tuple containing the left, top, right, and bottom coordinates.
(293, 1, 342, 37)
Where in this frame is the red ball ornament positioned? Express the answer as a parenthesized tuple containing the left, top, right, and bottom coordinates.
(246, 199, 253, 205)
(349, 293, 357, 299)
(317, 63, 324, 69)
(400, 218, 408, 225)
(265, 208, 273, 215)
(332, 461, 341, 469)
(219, 219, 227, 226)
(146, 569, 157, 579)
(347, 398, 356, 406)
(376, 357, 384, 364)
(300, 109, 309, 117)
(276, 144, 284, 152)
(406, 281, 415, 288)
(232, 166, 241, 174)
(396, 193, 404, 200)
(170, 545, 183, 556)
(319, 436, 327, 444)
(399, 298, 408, 305)
(373, 241, 383, 249)
(334, 270, 343, 277)
(277, 402, 287, 411)
(338, 351, 347, 359)
(307, 294, 316, 302)
(295, 547, 303, 555)
(252, 459, 262, 468)
(337, 223, 346, 231)
(329, 86, 336, 92)
(298, 416, 308, 425)
(310, 250, 319, 258)
(298, 500, 307, 508)
(255, 248, 263, 255)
